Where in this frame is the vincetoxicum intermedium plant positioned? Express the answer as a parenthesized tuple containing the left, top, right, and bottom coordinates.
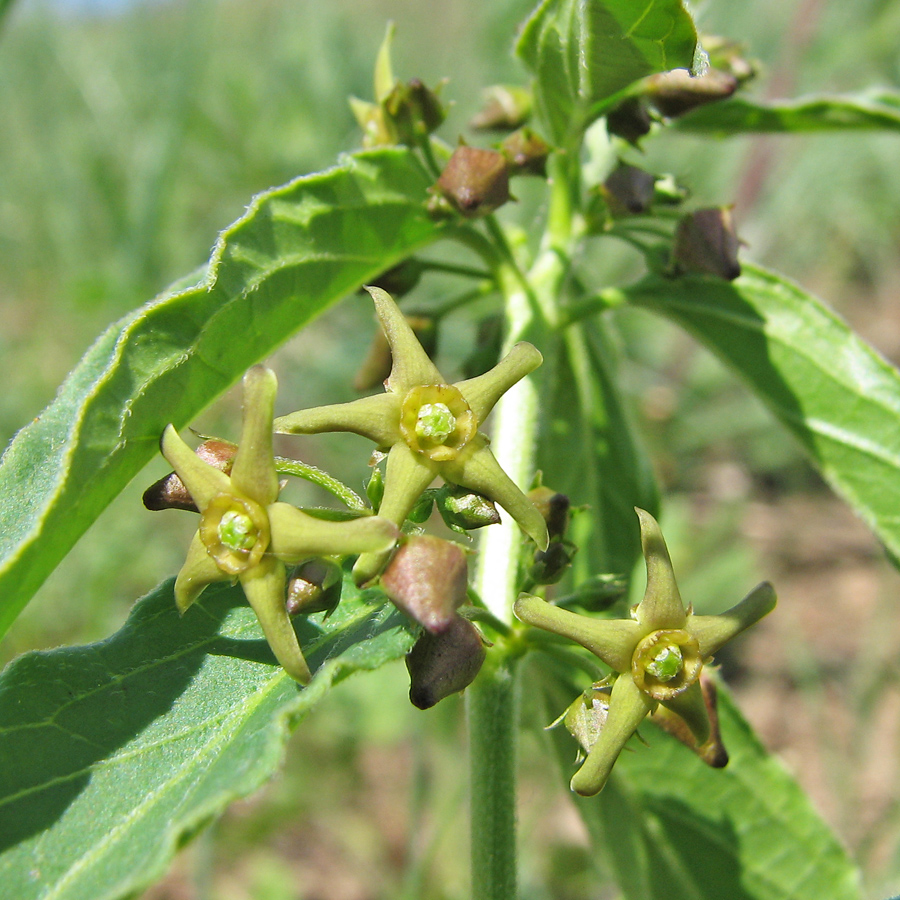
(1, 1, 900, 899)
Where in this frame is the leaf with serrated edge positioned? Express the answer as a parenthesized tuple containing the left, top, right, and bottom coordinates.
(0, 148, 445, 639)
(624, 263, 900, 565)
(676, 90, 900, 134)
(539, 668, 862, 900)
(516, 0, 698, 145)
(0, 577, 415, 900)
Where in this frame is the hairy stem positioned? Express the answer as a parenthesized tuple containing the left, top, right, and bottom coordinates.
(468, 655, 519, 900)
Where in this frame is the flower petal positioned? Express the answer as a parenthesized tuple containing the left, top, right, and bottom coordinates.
(366, 286, 445, 394)
(230, 365, 280, 506)
(570, 675, 653, 796)
(268, 502, 399, 562)
(657, 679, 711, 745)
(161, 425, 232, 511)
(240, 557, 311, 684)
(455, 341, 543, 425)
(174, 532, 230, 613)
(441, 441, 549, 549)
(514, 595, 642, 673)
(274, 392, 401, 448)
(352, 442, 434, 585)
(689, 581, 776, 659)
(634, 508, 686, 631)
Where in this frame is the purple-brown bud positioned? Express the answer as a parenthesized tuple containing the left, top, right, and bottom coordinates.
(646, 68, 738, 119)
(671, 207, 742, 280)
(406, 614, 486, 709)
(143, 439, 237, 512)
(499, 128, 549, 177)
(286, 558, 343, 617)
(431, 146, 511, 218)
(527, 486, 570, 541)
(381, 535, 468, 633)
(605, 97, 653, 145)
(600, 164, 657, 217)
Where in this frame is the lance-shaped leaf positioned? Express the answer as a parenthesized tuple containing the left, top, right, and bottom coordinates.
(622, 263, 900, 565)
(675, 89, 900, 135)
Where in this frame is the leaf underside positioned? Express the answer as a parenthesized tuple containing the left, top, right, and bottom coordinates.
(0, 147, 445, 639)
(0, 577, 415, 900)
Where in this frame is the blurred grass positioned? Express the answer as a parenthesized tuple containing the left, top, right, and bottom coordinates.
(1, 0, 900, 896)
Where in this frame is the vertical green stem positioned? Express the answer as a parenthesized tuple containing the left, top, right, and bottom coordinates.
(467, 655, 519, 900)
(467, 146, 576, 900)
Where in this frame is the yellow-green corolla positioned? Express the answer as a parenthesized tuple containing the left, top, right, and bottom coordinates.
(161, 365, 399, 684)
(274, 287, 549, 584)
(515, 508, 775, 795)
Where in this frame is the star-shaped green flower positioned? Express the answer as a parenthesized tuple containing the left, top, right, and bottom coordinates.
(274, 286, 550, 584)
(161, 365, 399, 684)
(514, 508, 776, 796)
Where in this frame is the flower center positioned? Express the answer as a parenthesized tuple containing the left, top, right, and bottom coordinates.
(218, 509, 259, 551)
(645, 644, 683, 682)
(631, 629, 701, 701)
(416, 403, 457, 442)
(200, 493, 270, 575)
(399, 384, 478, 462)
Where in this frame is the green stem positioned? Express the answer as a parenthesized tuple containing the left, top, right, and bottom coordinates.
(274, 456, 367, 511)
(467, 655, 519, 900)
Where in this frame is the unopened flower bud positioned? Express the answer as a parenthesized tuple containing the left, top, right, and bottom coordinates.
(365, 466, 385, 512)
(286, 558, 343, 617)
(499, 128, 549, 177)
(436, 485, 501, 533)
(431, 146, 511, 218)
(646, 67, 738, 119)
(605, 97, 652, 145)
(600, 164, 657, 217)
(671, 207, 742, 280)
(528, 540, 576, 586)
(650, 675, 728, 767)
(143, 439, 237, 512)
(407, 491, 435, 524)
(406, 614, 486, 709)
(383, 78, 447, 145)
(381, 535, 468, 632)
(470, 84, 533, 131)
(527, 486, 570, 540)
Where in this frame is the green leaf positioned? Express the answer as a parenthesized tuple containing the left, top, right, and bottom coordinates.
(675, 89, 900, 134)
(622, 264, 900, 565)
(541, 672, 862, 899)
(537, 318, 659, 581)
(0, 147, 445, 639)
(516, 0, 698, 146)
(0, 576, 415, 900)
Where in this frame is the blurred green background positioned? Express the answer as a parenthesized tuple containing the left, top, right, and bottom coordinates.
(2, 0, 900, 896)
